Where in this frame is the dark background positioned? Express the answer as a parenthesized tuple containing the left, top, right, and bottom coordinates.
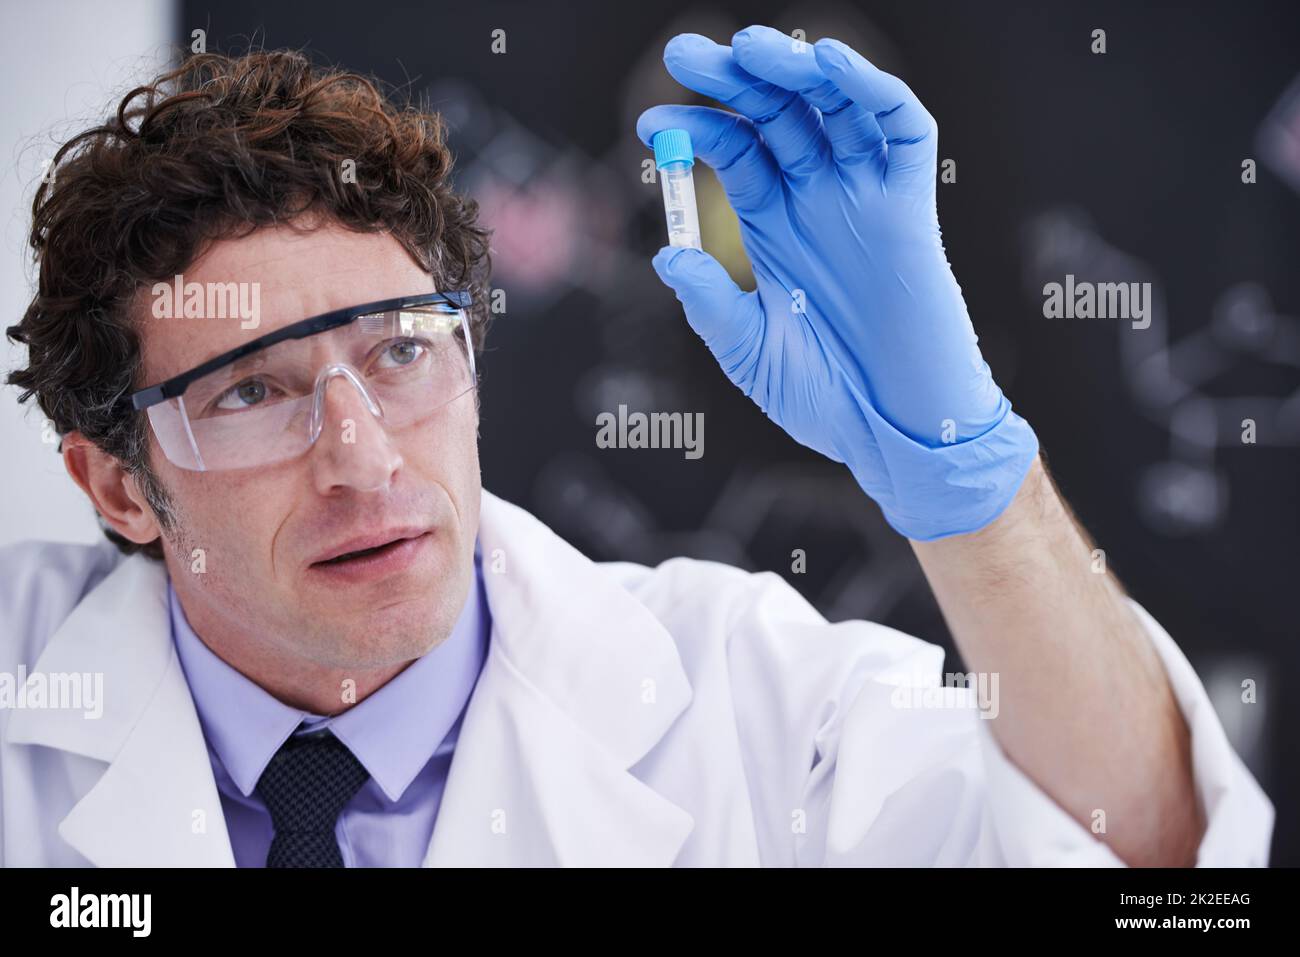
(180, 0, 1299, 863)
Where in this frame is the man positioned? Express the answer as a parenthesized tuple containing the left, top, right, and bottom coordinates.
(0, 26, 1272, 867)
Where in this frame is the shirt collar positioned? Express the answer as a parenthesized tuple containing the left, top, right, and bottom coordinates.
(170, 548, 489, 803)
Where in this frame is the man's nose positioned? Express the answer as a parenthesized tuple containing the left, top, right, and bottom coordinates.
(308, 367, 404, 494)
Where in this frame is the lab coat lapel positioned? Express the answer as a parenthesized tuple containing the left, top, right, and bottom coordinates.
(4, 553, 234, 867)
(425, 491, 696, 866)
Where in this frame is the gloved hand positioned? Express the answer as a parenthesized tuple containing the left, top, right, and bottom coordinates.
(637, 25, 1039, 540)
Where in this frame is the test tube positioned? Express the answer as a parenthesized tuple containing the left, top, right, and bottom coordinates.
(652, 129, 702, 250)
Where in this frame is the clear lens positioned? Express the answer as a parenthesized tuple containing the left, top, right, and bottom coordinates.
(147, 304, 475, 471)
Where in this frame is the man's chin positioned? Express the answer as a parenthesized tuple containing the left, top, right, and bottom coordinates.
(305, 615, 447, 672)
(293, 538, 471, 664)
(309, 587, 464, 663)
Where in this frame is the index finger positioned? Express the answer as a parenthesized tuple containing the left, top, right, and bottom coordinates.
(661, 32, 794, 122)
(662, 32, 829, 178)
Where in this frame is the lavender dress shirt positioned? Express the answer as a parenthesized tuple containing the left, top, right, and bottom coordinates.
(168, 549, 490, 867)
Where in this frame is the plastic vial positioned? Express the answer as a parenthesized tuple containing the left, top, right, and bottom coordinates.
(653, 129, 702, 250)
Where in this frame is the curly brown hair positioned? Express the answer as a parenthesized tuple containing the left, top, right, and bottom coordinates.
(6, 49, 493, 561)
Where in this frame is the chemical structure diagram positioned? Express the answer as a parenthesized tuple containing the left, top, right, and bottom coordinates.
(1022, 208, 1300, 535)
(1023, 73, 1300, 536)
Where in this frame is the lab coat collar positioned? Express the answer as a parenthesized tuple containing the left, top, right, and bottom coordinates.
(5, 489, 696, 867)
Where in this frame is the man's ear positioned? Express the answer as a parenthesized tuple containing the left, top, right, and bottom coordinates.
(62, 432, 161, 547)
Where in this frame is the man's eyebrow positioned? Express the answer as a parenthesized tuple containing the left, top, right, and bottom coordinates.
(189, 317, 309, 376)
(225, 349, 274, 374)
(185, 333, 286, 385)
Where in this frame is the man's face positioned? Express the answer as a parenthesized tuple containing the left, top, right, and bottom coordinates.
(135, 221, 482, 672)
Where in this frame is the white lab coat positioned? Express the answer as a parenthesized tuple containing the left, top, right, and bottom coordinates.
(0, 489, 1274, 866)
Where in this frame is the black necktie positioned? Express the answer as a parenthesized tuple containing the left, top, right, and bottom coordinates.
(255, 728, 370, 868)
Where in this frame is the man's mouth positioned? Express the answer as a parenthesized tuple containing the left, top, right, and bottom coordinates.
(317, 540, 405, 565)
(306, 530, 435, 582)
(309, 527, 431, 567)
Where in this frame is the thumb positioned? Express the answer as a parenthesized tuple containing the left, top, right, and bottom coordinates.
(652, 246, 761, 359)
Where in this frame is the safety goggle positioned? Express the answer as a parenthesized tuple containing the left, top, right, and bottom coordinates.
(127, 291, 476, 472)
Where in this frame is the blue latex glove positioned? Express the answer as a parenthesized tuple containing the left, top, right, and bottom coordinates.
(637, 26, 1039, 540)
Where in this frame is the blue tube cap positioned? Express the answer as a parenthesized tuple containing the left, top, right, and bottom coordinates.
(652, 129, 694, 169)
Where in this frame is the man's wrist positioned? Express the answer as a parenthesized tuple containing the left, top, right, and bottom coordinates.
(845, 396, 1041, 541)
(917, 453, 1051, 545)
(906, 452, 1123, 607)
